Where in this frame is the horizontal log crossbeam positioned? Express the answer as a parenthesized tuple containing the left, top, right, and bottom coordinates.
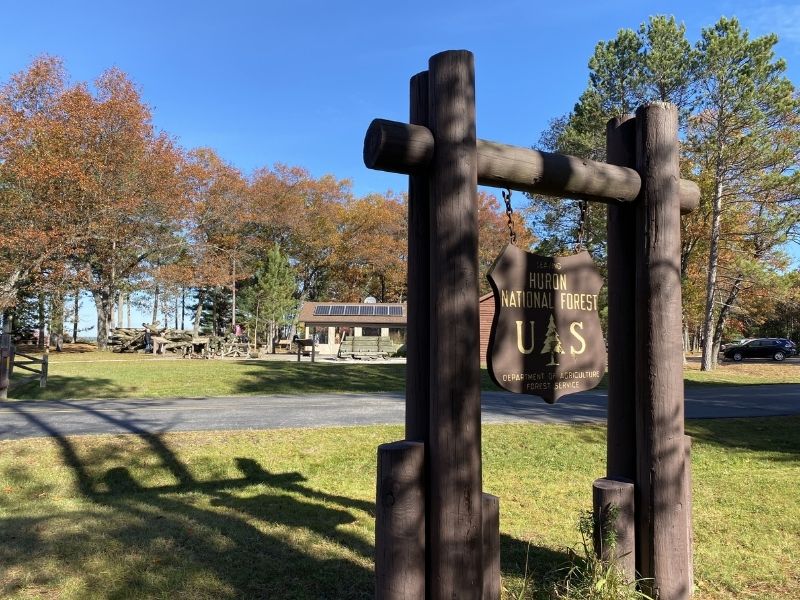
(364, 119, 699, 214)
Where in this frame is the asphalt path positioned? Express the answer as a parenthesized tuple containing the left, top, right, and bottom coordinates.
(1, 384, 799, 440)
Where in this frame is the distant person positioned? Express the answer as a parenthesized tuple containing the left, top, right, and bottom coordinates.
(143, 324, 153, 353)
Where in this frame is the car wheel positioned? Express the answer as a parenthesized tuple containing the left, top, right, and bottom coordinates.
(773, 351, 785, 362)
(732, 352, 743, 362)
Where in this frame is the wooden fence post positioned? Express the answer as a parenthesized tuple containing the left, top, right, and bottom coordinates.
(592, 477, 635, 581)
(634, 102, 690, 599)
(376, 441, 425, 600)
(427, 49, 483, 599)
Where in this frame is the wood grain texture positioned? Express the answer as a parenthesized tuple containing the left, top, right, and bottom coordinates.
(482, 493, 501, 600)
(376, 441, 426, 600)
(363, 119, 700, 214)
(427, 49, 483, 599)
(634, 102, 691, 600)
(592, 477, 635, 582)
(605, 116, 637, 482)
(364, 119, 434, 174)
(406, 71, 430, 444)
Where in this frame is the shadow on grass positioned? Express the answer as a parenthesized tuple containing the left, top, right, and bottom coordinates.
(687, 415, 800, 459)
(7, 374, 135, 401)
(1, 404, 375, 599)
(501, 534, 573, 599)
(233, 361, 504, 395)
(1, 400, 576, 598)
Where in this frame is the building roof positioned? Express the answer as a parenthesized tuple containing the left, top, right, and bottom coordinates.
(298, 302, 407, 326)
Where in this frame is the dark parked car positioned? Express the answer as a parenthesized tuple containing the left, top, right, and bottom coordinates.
(722, 338, 798, 362)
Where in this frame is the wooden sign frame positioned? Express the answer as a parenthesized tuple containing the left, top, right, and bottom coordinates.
(366, 50, 697, 600)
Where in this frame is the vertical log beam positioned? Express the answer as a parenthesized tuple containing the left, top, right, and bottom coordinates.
(482, 493, 501, 600)
(427, 49, 483, 598)
(592, 477, 635, 581)
(606, 115, 638, 482)
(406, 70, 430, 443)
(376, 441, 426, 600)
(634, 102, 690, 599)
(685, 435, 694, 595)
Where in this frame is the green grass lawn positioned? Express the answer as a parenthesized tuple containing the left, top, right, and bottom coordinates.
(1, 417, 798, 599)
(8, 353, 800, 400)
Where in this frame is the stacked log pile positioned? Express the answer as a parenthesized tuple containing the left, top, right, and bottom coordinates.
(107, 325, 252, 358)
(109, 325, 197, 355)
(108, 328, 148, 352)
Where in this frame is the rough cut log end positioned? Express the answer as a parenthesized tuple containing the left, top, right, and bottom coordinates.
(364, 119, 434, 174)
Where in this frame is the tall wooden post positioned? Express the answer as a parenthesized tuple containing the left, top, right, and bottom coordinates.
(406, 70, 430, 444)
(598, 115, 638, 578)
(634, 103, 691, 599)
(606, 115, 638, 481)
(427, 50, 483, 598)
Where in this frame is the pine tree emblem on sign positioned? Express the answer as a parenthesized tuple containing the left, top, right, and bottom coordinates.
(486, 245, 606, 403)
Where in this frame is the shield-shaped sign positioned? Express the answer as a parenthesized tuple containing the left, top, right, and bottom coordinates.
(487, 245, 606, 403)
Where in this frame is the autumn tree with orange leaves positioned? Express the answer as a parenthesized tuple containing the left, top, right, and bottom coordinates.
(1, 56, 537, 348)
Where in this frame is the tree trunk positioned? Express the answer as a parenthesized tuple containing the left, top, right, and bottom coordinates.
(712, 276, 743, 358)
(212, 290, 219, 335)
(38, 294, 46, 349)
(231, 257, 236, 331)
(117, 292, 124, 330)
(126, 295, 131, 328)
(50, 292, 65, 336)
(254, 299, 260, 352)
(193, 288, 205, 335)
(151, 284, 160, 326)
(174, 294, 179, 329)
(181, 288, 185, 330)
(93, 289, 112, 350)
(700, 176, 724, 371)
(72, 290, 80, 343)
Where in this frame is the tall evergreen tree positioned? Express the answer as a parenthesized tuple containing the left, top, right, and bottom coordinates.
(238, 244, 298, 351)
(691, 17, 800, 369)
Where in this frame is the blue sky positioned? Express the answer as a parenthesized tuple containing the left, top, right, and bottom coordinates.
(2, 0, 799, 329)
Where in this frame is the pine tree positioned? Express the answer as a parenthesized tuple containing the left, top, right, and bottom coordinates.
(541, 314, 565, 366)
(238, 244, 298, 351)
(692, 17, 800, 370)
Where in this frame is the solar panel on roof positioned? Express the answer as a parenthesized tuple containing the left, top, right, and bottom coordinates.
(374, 306, 388, 316)
(330, 306, 345, 315)
(345, 305, 359, 315)
(359, 305, 375, 316)
(314, 306, 331, 316)
(389, 306, 403, 316)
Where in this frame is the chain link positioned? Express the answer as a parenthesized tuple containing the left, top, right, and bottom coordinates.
(576, 199, 589, 251)
(502, 188, 516, 245)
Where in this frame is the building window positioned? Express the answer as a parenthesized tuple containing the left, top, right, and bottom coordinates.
(362, 327, 381, 336)
(389, 328, 406, 344)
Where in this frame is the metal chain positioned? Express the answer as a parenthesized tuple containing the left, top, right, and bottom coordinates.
(576, 199, 589, 251)
(502, 188, 516, 245)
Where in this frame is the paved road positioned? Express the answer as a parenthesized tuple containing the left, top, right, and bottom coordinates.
(1, 384, 798, 440)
